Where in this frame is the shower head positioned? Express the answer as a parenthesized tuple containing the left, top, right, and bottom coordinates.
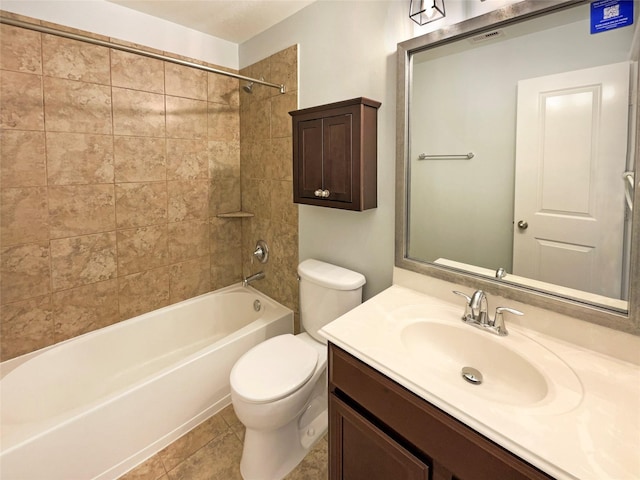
(243, 82, 254, 93)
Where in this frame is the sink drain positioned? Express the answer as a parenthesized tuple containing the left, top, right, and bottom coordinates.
(461, 366, 483, 385)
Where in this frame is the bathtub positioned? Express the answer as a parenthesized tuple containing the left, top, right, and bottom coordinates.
(0, 283, 293, 480)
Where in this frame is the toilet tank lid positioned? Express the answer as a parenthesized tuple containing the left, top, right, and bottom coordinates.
(298, 259, 366, 290)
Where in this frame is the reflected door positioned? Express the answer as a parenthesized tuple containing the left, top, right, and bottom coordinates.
(513, 62, 630, 298)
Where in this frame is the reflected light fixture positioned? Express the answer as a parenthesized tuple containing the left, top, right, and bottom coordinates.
(409, 0, 446, 25)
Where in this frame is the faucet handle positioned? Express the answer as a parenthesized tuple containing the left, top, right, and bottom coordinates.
(452, 291, 473, 320)
(452, 290, 472, 304)
(492, 307, 523, 336)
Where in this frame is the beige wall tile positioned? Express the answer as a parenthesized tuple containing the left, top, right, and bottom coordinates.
(112, 87, 165, 137)
(114, 136, 166, 182)
(0, 187, 49, 246)
(208, 72, 239, 107)
(166, 96, 207, 139)
(42, 35, 110, 84)
(169, 257, 211, 305)
(48, 184, 115, 238)
(0, 24, 42, 74)
(240, 99, 269, 142)
(43, 77, 112, 134)
(116, 182, 168, 229)
(241, 178, 272, 220)
(50, 232, 117, 291)
(168, 220, 209, 263)
(0, 295, 53, 361)
(208, 102, 240, 142)
(118, 267, 170, 320)
(46, 132, 114, 185)
(0, 70, 43, 130)
(240, 59, 271, 102)
(241, 140, 266, 180)
(271, 180, 298, 226)
(166, 138, 208, 180)
(271, 92, 296, 138)
(117, 225, 169, 276)
(168, 180, 208, 222)
(209, 176, 241, 216)
(0, 130, 46, 187)
(0, 243, 50, 303)
(270, 45, 298, 96)
(209, 218, 242, 289)
(52, 279, 119, 342)
(165, 62, 207, 101)
(208, 140, 240, 179)
(111, 49, 164, 94)
(269, 136, 293, 181)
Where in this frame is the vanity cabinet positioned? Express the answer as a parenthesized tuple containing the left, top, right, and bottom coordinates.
(328, 344, 554, 480)
(289, 97, 381, 211)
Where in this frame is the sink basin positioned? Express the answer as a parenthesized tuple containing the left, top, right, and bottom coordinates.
(401, 318, 582, 411)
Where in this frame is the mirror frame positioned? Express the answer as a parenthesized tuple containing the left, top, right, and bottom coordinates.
(396, 0, 640, 335)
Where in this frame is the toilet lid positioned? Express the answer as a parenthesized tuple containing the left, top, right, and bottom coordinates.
(230, 334, 319, 404)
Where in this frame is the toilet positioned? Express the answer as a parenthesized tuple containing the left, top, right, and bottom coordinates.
(230, 259, 366, 480)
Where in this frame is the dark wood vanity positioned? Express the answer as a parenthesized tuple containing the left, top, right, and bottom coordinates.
(290, 97, 380, 211)
(328, 343, 555, 480)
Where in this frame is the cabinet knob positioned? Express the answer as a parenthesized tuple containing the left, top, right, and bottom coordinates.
(322, 189, 330, 198)
(314, 189, 323, 197)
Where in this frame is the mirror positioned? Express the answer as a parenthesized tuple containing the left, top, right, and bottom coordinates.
(396, 0, 640, 334)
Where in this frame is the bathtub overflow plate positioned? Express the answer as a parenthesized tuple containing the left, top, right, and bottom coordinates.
(253, 299, 262, 312)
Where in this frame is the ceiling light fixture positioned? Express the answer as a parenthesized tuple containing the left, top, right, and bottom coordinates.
(409, 0, 446, 25)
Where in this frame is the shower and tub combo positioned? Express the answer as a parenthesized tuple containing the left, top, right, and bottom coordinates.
(0, 283, 292, 480)
(0, 255, 365, 480)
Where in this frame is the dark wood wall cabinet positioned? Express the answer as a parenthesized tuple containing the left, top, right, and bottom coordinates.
(328, 344, 555, 480)
(289, 97, 381, 211)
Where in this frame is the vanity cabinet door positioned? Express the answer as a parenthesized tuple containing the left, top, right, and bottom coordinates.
(329, 393, 430, 480)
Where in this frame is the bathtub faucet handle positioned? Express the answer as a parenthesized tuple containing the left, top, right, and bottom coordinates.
(253, 240, 269, 264)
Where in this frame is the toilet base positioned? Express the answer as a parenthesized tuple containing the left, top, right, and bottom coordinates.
(239, 408, 327, 480)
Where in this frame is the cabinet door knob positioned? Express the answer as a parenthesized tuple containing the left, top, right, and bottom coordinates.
(314, 189, 323, 197)
(322, 189, 330, 198)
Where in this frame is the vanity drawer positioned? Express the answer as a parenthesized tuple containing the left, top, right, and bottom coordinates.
(328, 344, 554, 480)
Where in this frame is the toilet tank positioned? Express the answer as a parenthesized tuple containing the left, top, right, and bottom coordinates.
(298, 259, 366, 343)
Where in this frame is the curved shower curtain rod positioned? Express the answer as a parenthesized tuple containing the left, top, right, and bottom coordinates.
(0, 16, 286, 94)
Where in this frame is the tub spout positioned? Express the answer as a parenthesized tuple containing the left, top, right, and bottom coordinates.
(243, 271, 265, 287)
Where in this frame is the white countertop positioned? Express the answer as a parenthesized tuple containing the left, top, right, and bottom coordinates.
(320, 282, 640, 480)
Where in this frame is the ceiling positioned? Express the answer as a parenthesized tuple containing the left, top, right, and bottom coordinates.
(108, 0, 318, 44)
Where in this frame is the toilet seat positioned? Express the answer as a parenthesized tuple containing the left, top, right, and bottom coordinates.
(230, 334, 318, 404)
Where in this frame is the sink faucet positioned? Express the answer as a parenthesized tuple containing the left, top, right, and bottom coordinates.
(453, 290, 523, 336)
(243, 271, 265, 287)
(468, 289, 489, 325)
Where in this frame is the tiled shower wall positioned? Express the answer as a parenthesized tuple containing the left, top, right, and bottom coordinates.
(0, 12, 299, 361)
(239, 47, 300, 330)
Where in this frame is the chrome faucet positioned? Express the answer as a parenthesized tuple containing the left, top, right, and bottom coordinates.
(453, 290, 523, 336)
(243, 271, 265, 287)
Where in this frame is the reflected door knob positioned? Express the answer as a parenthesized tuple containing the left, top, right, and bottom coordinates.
(517, 220, 528, 230)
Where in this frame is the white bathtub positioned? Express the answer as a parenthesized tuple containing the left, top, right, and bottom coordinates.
(0, 283, 293, 480)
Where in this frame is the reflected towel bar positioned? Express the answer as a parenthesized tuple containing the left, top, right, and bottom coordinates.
(418, 152, 475, 160)
(623, 171, 634, 212)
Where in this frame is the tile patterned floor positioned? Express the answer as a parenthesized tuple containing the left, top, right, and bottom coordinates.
(119, 405, 328, 480)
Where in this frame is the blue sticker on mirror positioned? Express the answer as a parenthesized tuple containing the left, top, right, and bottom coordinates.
(591, 0, 634, 34)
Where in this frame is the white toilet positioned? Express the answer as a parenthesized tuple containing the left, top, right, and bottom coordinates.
(230, 259, 366, 480)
